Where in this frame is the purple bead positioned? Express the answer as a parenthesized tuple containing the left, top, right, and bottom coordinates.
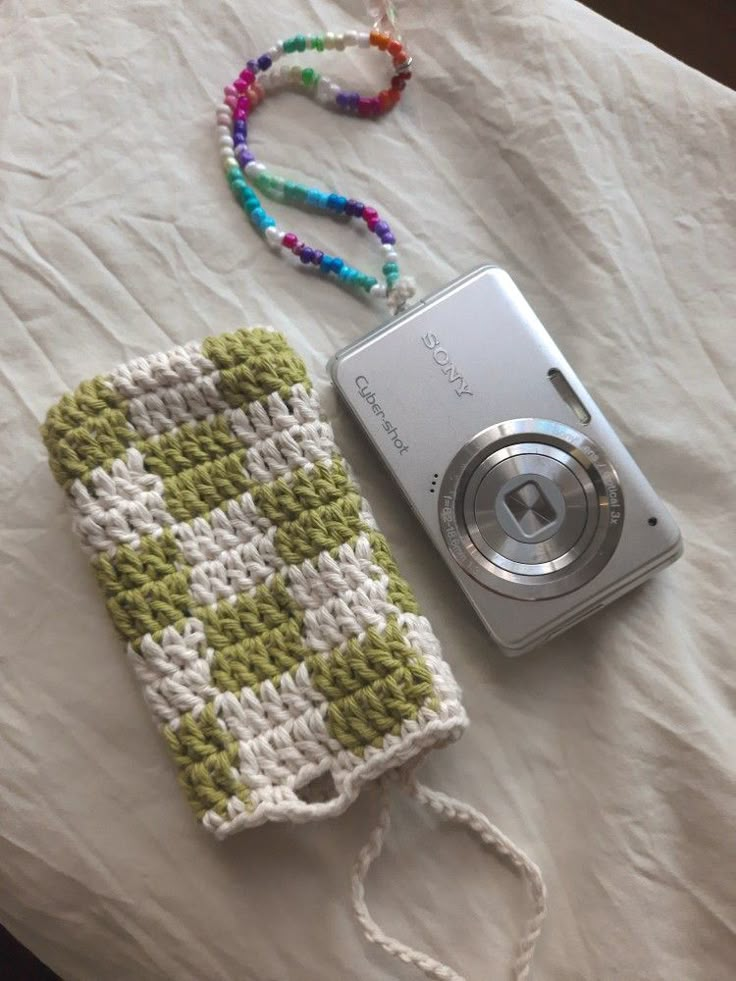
(257, 54, 272, 71)
(300, 247, 315, 264)
(336, 92, 350, 109)
(312, 249, 324, 265)
(344, 199, 357, 216)
(381, 232, 397, 245)
(233, 120, 247, 135)
(374, 220, 390, 236)
(349, 92, 360, 109)
(352, 201, 365, 218)
(247, 59, 258, 73)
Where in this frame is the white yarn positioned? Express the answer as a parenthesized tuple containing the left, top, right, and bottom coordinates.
(387, 275, 417, 315)
(351, 773, 547, 981)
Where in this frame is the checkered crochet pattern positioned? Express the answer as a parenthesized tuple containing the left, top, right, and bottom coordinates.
(42, 327, 467, 838)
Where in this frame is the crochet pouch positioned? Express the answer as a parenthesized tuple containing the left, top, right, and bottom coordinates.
(42, 325, 545, 980)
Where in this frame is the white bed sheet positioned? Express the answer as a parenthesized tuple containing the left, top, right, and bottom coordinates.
(1, 0, 735, 978)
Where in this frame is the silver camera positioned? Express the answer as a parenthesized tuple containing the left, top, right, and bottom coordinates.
(330, 266, 682, 655)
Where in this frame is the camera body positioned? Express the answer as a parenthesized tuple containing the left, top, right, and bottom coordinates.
(330, 266, 682, 655)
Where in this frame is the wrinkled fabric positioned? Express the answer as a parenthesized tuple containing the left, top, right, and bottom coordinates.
(0, 1, 734, 979)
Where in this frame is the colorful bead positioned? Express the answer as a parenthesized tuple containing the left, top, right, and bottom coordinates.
(221, 29, 413, 307)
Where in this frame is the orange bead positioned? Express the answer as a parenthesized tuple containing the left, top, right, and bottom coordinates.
(369, 30, 382, 46)
(388, 39, 403, 57)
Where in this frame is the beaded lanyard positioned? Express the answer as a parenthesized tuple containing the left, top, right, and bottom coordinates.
(216, 20, 416, 314)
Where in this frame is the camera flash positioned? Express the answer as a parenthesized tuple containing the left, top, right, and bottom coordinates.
(547, 368, 591, 425)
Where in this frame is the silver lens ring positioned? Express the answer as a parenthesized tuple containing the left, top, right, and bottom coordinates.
(438, 419, 624, 600)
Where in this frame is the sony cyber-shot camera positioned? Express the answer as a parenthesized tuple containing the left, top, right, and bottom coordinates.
(331, 266, 682, 655)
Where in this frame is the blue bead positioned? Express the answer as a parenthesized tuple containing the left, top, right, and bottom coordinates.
(320, 255, 332, 272)
(317, 193, 329, 208)
(334, 195, 347, 212)
(326, 193, 341, 211)
(306, 189, 322, 206)
(331, 257, 344, 272)
(257, 54, 272, 71)
(262, 217, 276, 229)
(338, 265, 351, 281)
(251, 207, 266, 223)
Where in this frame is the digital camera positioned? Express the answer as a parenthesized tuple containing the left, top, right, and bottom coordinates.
(330, 266, 682, 655)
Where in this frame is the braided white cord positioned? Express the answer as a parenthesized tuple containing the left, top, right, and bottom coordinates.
(350, 775, 547, 981)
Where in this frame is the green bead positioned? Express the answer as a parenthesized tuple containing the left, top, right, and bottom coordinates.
(227, 166, 241, 184)
(312, 36, 324, 52)
(382, 261, 399, 276)
(293, 184, 308, 201)
(284, 180, 297, 198)
(283, 37, 295, 53)
(302, 67, 316, 86)
(295, 34, 306, 52)
(245, 199, 260, 214)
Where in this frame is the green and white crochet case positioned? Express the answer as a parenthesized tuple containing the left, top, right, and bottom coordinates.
(42, 326, 467, 838)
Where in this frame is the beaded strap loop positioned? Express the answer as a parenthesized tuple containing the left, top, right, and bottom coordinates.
(216, 30, 416, 313)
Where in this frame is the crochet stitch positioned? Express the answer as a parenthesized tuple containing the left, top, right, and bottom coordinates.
(43, 327, 467, 837)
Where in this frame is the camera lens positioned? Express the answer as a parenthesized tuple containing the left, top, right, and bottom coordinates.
(467, 451, 590, 572)
(438, 419, 624, 600)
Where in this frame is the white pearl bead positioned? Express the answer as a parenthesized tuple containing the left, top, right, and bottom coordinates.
(328, 82, 340, 98)
(324, 32, 336, 49)
(245, 161, 266, 177)
(357, 32, 371, 48)
(217, 102, 232, 116)
(344, 30, 358, 46)
(216, 112, 231, 126)
(334, 33, 345, 51)
(289, 65, 302, 82)
(219, 135, 234, 149)
(222, 155, 238, 172)
(370, 283, 387, 298)
(268, 45, 281, 60)
(265, 226, 282, 248)
(216, 123, 231, 136)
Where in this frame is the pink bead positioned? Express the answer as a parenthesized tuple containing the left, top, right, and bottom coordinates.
(282, 233, 298, 249)
(240, 69, 256, 85)
(236, 97, 250, 112)
(234, 78, 249, 93)
(224, 85, 237, 97)
(362, 206, 378, 223)
(234, 109, 247, 121)
(367, 215, 379, 231)
(224, 96, 238, 110)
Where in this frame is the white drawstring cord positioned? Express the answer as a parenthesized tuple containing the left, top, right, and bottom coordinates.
(351, 773, 547, 981)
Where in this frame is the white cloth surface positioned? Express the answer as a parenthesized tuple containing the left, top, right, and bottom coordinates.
(1, 0, 734, 979)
